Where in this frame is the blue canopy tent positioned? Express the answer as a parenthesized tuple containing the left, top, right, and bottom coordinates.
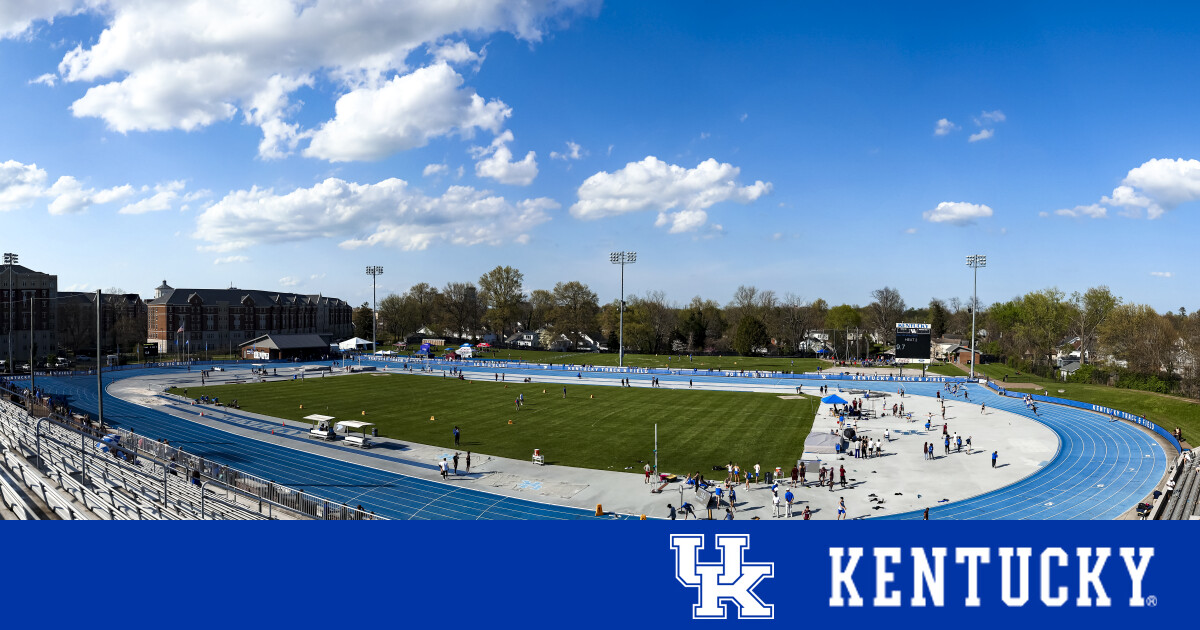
(821, 394, 848, 405)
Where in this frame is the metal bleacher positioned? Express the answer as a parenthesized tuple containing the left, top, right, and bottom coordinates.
(1161, 453, 1199, 520)
(0, 393, 283, 520)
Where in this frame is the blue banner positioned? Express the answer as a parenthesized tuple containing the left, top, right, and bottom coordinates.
(2, 521, 1183, 627)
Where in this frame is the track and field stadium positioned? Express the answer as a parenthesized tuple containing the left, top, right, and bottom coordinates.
(0, 354, 1184, 521)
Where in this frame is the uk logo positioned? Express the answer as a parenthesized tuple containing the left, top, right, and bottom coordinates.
(670, 534, 774, 620)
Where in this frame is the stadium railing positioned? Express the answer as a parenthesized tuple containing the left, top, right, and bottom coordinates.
(367, 355, 969, 383)
(0, 383, 383, 521)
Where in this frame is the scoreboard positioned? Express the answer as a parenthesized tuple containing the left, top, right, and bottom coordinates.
(142, 343, 159, 357)
(895, 323, 931, 364)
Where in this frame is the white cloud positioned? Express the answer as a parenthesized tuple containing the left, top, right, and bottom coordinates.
(975, 110, 1006, 125)
(1058, 158, 1200, 220)
(279, 275, 300, 287)
(550, 141, 585, 161)
(771, 232, 783, 241)
(739, 113, 748, 122)
(310, 273, 326, 281)
(43, 2, 586, 161)
(194, 177, 556, 252)
(570, 156, 771, 233)
(0, 0, 80, 38)
(46, 176, 134, 215)
(923, 201, 993, 226)
(1150, 271, 1172, 278)
(423, 163, 449, 177)
(429, 41, 485, 69)
(306, 62, 510, 162)
(934, 118, 958, 136)
(118, 180, 186, 214)
(213, 255, 249, 265)
(904, 227, 917, 234)
(471, 130, 538, 186)
(968, 129, 995, 142)
(29, 73, 56, 87)
(1107, 158, 1200, 219)
(1053, 203, 1106, 219)
(0, 159, 150, 214)
(0, 160, 48, 211)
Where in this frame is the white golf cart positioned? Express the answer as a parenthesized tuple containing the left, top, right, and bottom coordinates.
(336, 420, 375, 448)
(304, 414, 336, 440)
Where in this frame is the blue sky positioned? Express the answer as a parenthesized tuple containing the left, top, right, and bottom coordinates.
(1, 2, 1198, 312)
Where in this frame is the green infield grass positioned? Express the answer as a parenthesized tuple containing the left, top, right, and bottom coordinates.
(171, 373, 820, 476)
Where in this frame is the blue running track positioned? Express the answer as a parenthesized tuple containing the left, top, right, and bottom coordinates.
(11, 361, 1169, 520)
(11, 366, 629, 520)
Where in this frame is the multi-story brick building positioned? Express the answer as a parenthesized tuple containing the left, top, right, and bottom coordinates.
(56, 292, 148, 355)
(1, 263, 57, 369)
(145, 280, 353, 356)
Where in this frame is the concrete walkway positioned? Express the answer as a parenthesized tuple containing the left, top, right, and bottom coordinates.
(109, 365, 1056, 519)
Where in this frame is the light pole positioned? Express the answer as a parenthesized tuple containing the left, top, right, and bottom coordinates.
(966, 254, 987, 379)
(365, 266, 383, 354)
(609, 251, 636, 367)
(4, 252, 15, 374)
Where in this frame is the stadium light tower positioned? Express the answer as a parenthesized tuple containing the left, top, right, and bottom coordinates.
(366, 266, 383, 354)
(4, 252, 15, 374)
(610, 251, 636, 367)
(966, 254, 986, 379)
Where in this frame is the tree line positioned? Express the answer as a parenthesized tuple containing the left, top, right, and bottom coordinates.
(353, 267, 1198, 396)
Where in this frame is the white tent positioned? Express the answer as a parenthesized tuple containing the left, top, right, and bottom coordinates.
(455, 346, 474, 358)
(338, 337, 374, 351)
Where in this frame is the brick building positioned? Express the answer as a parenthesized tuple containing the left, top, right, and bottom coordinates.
(1, 263, 57, 369)
(145, 281, 353, 356)
(56, 292, 148, 355)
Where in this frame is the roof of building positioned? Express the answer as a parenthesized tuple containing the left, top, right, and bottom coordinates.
(58, 291, 145, 305)
(147, 286, 347, 308)
(3, 264, 52, 275)
(238, 334, 331, 350)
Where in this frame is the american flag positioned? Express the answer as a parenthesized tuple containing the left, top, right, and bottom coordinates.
(176, 323, 185, 333)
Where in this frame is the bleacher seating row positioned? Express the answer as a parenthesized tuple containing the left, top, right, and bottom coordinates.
(1162, 454, 1199, 520)
(0, 397, 276, 520)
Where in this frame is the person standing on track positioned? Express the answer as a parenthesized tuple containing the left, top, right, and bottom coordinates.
(837, 497, 846, 520)
(453, 452, 460, 475)
(992, 450, 998, 468)
(466, 451, 472, 473)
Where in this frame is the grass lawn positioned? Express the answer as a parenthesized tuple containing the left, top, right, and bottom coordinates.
(1018, 383, 1197, 447)
(171, 373, 819, 476)
(412, 347, 830, 373)
(971, 362, 1057, 385)
(911, 362, 967, 377)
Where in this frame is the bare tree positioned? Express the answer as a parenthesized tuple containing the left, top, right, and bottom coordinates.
(1067, 286, 1119, 364)
(866, 286, 906, 344)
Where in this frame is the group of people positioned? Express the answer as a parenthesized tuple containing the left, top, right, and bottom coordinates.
(437, 451, 471, 478)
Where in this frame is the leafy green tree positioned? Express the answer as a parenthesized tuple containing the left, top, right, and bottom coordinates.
(353, 302, 374, 341)
(733, 315, 769, 356)
(929, 299, 948, 338)
(478, 265, 525, 341)
(551, 281, 599, 347)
